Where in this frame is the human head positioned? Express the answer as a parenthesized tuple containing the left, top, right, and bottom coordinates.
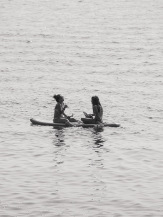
(53, 94, 64, 103)
(91, 96, 101, 106)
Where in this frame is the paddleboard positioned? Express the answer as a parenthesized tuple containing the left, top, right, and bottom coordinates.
(30, 118, 120, 128)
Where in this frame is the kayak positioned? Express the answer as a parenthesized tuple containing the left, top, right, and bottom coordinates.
(30, 118, 120, 128)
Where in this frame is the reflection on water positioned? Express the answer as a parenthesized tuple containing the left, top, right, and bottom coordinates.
(53, 128, 65, 147)
(93, 125, 104, 133)
(87, 131, 105, 169)
(92, 129, 105, 148)
(52, 129, 66, 166)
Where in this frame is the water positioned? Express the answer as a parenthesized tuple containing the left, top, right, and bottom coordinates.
(0, 0, 163, 216)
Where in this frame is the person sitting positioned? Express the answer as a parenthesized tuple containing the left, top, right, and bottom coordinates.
(81, 96, 103, 124)
(53, 94, 72, 126)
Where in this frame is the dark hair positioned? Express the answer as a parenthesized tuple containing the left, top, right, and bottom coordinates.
(53, 94, 61, 102)
(91, 96, 101, 106)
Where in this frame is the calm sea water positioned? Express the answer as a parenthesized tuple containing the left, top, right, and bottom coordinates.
(0, 0, 163, 216)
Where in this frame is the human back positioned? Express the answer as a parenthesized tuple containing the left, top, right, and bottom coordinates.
(93, 104, 103, 123)
(92, 96, 103, 123)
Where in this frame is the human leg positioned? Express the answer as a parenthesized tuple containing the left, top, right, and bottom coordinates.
(81, 118, 96, 124)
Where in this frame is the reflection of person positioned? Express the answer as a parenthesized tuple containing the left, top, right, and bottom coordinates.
(54, 129, 65, 146)
(53, 94, 72, 126)
(82, 96, 103, 124)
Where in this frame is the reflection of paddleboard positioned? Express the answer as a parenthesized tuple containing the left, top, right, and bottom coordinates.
(30, 118, 120, 128)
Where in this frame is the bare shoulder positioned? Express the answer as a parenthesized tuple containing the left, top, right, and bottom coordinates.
(55, 103, 61, 109)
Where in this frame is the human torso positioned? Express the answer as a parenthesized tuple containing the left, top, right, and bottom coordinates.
(54, 103, 64, 120)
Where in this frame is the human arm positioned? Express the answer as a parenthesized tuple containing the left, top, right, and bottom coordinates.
(62, 104, 68, 115)
(54, 103, 69, 120)
(83, 111, 94, 118)
(56, 103, 68, 114)
(59, 104, 70, 119)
